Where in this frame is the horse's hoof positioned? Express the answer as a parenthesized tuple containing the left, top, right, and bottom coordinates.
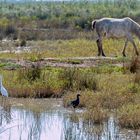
(122, 53, 126, 57)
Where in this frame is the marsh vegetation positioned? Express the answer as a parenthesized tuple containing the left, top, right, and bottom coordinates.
(0, 0, 140, 139)
(0, 98, 140, 140)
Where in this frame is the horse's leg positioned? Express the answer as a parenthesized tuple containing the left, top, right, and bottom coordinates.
(96, 39, 106, 57)
(122, 39, 128, 57)
(96, 39, 101, 56)
(101, 47, 106, 57)
(132, 41, 139, 56)
(128, 36, 139, 56)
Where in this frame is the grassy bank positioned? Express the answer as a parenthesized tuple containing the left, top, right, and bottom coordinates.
(0, 38, 138, 60)
(0, 65, 125, 97)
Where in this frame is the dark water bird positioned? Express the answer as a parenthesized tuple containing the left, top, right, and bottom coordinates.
(70, 94, 81, 108)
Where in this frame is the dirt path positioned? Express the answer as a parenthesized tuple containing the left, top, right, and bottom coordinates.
(42, 57, 126, 68)
(1, 57, 129, 70)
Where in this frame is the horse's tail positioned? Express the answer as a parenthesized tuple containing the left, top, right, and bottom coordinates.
(92, 20, 96, 30)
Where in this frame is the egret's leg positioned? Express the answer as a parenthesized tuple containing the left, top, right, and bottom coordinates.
(1, 96, 6, 108)
(1, 96, 3, 107)
(3, 97, 6, 108)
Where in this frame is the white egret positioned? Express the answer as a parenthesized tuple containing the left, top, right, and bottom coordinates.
(0, 75, 8, 97)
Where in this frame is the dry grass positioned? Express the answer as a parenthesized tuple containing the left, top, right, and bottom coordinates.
(83, 107, 108, 124)
(118, 104, 140, 129)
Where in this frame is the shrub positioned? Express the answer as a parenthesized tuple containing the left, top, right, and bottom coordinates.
(62, 68, 78, 90)
(128, 83, 139, 93)
(17, 63, 41, 83)
(78, 73, 98, 91)
(59, 68, 98, 91)
(5, 24, 17, 36)
(27, 64, 41, 82)
(130, 56, 140, 84)
(20, 40, 26, 47)
(0, 18, 17, 39)
(130, 56, 140, 73)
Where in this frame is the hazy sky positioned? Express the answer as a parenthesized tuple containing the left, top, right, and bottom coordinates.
(2, 0, 95, 1)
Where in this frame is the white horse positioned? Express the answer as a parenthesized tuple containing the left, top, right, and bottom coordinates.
(92, 17, 140, 57)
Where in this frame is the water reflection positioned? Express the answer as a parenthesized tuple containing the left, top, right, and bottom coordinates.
(0, 98, 139, 140)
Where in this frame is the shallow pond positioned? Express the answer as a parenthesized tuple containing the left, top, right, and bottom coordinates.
(0, 98, 139, 140)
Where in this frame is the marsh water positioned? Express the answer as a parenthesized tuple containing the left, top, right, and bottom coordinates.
(0, 98, 139, 140)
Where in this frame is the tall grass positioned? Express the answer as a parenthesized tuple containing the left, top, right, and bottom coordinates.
(0, 66, 128, 98)
(118, 104, 140, 129)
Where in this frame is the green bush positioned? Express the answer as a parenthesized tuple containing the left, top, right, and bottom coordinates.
(0, 17, 17, 39)
(59, 68, 98, 91)
(17, 64, 41, 83)
(20, 40, 26, 47)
